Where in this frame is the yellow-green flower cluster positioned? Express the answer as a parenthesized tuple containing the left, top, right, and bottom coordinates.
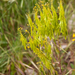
(19, 0, 67, 74)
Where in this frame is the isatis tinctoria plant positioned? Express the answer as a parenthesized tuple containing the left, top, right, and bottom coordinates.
(19, 0, 67, 74)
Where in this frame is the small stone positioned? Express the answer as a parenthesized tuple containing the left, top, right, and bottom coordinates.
(25, 68, 37, 75)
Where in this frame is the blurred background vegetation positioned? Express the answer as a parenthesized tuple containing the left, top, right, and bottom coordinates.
(0, 0, 75, 75)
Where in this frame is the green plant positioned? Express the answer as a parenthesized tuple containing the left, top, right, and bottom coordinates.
(0, 0, 56, 74)
(0, 0, 39, 74)
(19, 0, 67, 74)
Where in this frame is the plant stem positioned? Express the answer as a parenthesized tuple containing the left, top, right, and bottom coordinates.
(58, 40, 62, 75)
(59, 50, 62, 75)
